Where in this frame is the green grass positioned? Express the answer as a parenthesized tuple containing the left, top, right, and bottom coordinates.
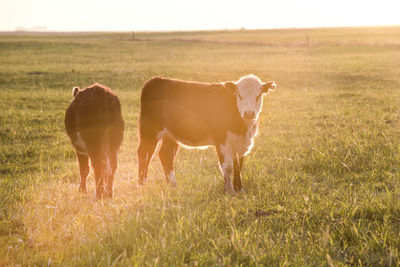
(1, 27, 400, 266)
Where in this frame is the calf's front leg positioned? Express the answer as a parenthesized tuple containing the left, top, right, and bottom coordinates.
(217, 145, 235, 194)
(233, 155, 244, 192)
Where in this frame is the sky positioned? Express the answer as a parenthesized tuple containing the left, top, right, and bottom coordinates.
(0, 0, 399, 31)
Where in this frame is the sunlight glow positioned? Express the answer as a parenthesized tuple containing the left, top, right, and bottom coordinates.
(0, 0, 399, 31)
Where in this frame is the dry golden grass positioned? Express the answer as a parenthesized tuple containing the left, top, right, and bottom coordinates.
(2, 28, 400, 265)
(21, 172, 133, 256)
(17, 140, 157, 260)
(23, 179, 132, 251)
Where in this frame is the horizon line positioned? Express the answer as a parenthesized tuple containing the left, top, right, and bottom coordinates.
(1, 24, 400, 34)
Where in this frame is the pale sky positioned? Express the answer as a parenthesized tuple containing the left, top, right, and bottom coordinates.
(0, 0, 399, 31)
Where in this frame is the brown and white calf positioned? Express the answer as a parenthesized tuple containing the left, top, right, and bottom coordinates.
(65, 83, 124, 198)
(137, 75, 276, 193)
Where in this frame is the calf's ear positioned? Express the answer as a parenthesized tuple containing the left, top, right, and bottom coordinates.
(72, 86, 80, 97)
(224, 81, 237, 94)
(262, 81, 276, 94)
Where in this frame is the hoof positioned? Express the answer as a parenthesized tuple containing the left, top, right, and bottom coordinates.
(105, 190, 113, 198)
(224, 184, 235, 195)
(138, 177, 148, 186)
(96, 191, 112, 200)
(235, 187, 244, 193)
(79, 185, 87, 193)
(167, 172, 178, 188)
(225, 189, 235, 195)
(170, 180, 178, 188)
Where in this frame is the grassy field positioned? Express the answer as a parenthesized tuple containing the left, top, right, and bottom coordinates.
(1, 26, 400, 266)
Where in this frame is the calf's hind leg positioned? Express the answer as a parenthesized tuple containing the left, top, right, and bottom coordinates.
(91, 157, 106, 199)
(105, 150, 118, 198)
(159, 136, 179, 187)
(76, 152, 89, 193)
(137, 138, 158, 185)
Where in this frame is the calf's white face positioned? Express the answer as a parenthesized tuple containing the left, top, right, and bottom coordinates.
(225, 74, 276, 122)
